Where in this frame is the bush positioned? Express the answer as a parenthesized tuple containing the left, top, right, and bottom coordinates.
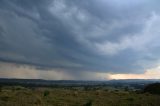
(126, 97, 134, 101)
(84, 86, 90, 91)
(135, 90, 142, 94)
(0, 85, 2, 92)
(44, 90, 50, 97)
(124, 86, 129, 91)
(143, 83, 160, 95)
(83, 100, 92, 106)
(0, 96, 9, 101)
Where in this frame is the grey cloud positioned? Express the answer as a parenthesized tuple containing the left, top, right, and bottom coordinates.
(1, 0, 160, 79)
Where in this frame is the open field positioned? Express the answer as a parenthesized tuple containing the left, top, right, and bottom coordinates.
(0, 86, 160, 106)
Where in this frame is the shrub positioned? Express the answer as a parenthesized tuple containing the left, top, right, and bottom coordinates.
(0, 85, 2, 92)
(0, 96, 9, 101)
(84, 86, 90, 91)
(73, 91, 78, 96)
(135, 90, 142, 94)
(83, 100, 92, 106)
(126, 97, 134, 101)
(143, 83, 160, 95)
(43, 90, 50, 97)
(124, 86, 129, 91)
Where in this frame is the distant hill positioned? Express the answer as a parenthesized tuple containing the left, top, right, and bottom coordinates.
(0, 78, 159, 89)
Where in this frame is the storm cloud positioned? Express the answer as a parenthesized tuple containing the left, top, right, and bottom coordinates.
(1, 0, 160, 80)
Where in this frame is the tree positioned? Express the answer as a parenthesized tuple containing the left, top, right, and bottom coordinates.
(143, 83, 160, 95)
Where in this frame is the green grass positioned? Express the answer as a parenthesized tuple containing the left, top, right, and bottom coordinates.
(0, 86, 160, 106)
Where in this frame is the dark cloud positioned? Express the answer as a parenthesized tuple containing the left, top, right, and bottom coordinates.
(1, 0, 160, 78)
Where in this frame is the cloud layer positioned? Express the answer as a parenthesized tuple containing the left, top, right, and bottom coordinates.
(1, 0, 160, 79)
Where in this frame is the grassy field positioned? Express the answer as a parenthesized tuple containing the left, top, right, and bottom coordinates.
(0, 86, 160, 106)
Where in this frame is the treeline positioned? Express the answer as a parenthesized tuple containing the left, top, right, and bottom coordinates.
(0, 78, 159, 90)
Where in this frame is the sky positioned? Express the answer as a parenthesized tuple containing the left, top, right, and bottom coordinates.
(0, 0, 160, 80)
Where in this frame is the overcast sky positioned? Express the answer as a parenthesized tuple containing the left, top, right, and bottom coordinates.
(0, 0, 160, 80)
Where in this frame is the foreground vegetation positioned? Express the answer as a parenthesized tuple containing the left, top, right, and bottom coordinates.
(0, 85, 160, 106)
